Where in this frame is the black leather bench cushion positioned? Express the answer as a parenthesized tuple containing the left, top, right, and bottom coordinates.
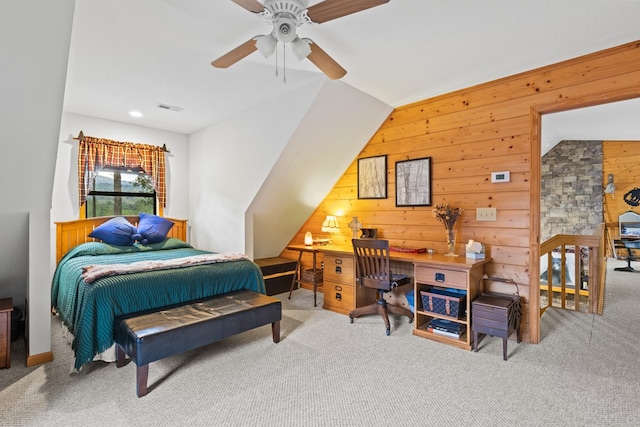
(114, 290, 281, 366)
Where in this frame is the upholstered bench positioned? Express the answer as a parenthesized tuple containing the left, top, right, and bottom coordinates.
(114, 289, 281, 397)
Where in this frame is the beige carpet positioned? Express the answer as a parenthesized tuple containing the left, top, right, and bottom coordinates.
(1, 258, 639, 426)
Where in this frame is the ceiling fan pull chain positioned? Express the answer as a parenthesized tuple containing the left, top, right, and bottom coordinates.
(275, 43, 279, 78)
(283, 43, 287, 83)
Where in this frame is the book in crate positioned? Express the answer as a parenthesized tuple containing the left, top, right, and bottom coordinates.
(427, 318, 466, 338)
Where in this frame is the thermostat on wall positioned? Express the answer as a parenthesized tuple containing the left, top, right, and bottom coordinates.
(491, 171, 510, 183)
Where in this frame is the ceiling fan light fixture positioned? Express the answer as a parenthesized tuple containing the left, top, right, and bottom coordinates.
(214, 0, 389, 80)
(255, 34, 277, 58)
(291, 37, 311, 61)
(274, 16, 298, 43)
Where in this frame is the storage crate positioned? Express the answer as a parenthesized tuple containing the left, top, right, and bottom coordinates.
(420, 288, 466, 319)
(254, 257, 297, 296)
(302, 268, 323, 284)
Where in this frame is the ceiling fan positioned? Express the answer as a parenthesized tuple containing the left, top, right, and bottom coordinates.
(211, 0, 390, 80)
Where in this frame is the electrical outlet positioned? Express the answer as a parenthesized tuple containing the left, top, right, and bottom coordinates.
(476, 207, 497, 221)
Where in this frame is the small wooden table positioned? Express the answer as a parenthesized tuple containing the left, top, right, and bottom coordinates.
(472, 293, 521, 361)
(286, 244, 323, 307)
(0, 298, 13, 369)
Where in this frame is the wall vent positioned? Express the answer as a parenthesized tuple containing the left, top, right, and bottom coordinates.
(157, 103, 184, 112)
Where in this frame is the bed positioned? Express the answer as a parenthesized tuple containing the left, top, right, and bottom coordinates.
(52, 215, 266, 371)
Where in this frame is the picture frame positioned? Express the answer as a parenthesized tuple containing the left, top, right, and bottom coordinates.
(358, 155, 387, 199)
(395, 157, 432, 206)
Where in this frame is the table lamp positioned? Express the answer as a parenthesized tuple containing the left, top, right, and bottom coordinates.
(321, 215, 340, 245)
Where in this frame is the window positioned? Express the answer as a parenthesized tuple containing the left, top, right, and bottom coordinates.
(85, 167, 156, 218)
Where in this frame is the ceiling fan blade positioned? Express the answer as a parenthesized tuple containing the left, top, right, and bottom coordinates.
(307, 0, 389, 23)
(231, 0, 265, 13)
(211, 39, 258, 68)
(306, 41, 346, 80)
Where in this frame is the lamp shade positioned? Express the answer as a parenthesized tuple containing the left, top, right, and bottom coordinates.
(291, 37, 311, 61)
(255, 34, 277, 58)
(304, 231, 313, 246)
(321, 215, 340, 233)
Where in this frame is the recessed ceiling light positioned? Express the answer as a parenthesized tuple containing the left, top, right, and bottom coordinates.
(129, 111, 143, 118)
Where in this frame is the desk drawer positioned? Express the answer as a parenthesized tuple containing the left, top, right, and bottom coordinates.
(323, 281, 354, 313)
(472, 315, 508, 331)
(472, 323, 510, 339)
(472, 305, 508, 322)
(324, 255, 354, 285)
(415, 266, 466, 289)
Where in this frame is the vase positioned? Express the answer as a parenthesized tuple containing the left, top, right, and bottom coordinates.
(445, 227, 458, 257)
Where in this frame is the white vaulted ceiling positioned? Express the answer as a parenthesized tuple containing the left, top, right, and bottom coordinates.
(63, 0, 640, 141)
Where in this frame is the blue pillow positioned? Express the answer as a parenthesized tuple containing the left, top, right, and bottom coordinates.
(88, 216, 137, 246)
(136, 213, 174, 244)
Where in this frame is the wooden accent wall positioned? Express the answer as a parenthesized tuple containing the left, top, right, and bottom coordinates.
(603, 140, 640, 248)
(282, 40, 640, 344)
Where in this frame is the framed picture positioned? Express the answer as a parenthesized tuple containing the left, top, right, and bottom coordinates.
(358, 155, 387, 199)
(395, 157, 431, 206)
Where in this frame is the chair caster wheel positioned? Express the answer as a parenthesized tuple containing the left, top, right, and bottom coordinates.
(349, 317, 354, 324)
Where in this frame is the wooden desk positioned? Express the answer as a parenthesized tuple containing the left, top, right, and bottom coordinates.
(0, 298, 13, 369)
(286, 244, 491, 349)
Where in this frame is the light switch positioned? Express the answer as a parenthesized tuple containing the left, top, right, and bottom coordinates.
(476, 207, 497, 221)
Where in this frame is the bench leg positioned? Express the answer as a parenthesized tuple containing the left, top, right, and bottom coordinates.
(502, 338, 508, 361)
(272, 320, 280, 343)
(116, 344, 126, 368)
(136, 364, 149, 397)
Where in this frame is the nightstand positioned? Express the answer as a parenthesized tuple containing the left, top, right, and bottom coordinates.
(0, 298, 13, 369)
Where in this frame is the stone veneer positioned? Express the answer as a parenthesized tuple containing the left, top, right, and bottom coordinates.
(540, 140, 603, 242)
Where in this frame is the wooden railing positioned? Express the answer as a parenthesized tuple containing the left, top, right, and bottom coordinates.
(539, 224, 605, 315)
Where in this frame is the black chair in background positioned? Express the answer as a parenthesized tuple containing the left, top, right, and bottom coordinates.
(612, 238, 640, 272)
(349, 238, 413, 335)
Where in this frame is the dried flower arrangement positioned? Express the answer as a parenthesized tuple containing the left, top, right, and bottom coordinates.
(432, 203, 464, 230)
(433, 203, 464, 256)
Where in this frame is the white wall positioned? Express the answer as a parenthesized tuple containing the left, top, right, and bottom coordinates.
(53, 113, 190, 224)
(247, 80, 393, 258)
(0, 0, 75, 358)
(188, 80, 325, 255)
(189, 79, 392, 259)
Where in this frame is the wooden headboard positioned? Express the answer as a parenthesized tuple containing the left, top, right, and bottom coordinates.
(55, 215, 188, 264)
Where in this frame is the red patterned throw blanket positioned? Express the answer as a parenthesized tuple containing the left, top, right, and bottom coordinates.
(81, 253, 249, 284)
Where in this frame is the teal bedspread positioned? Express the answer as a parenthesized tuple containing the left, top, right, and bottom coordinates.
(51, 238, 266, 370)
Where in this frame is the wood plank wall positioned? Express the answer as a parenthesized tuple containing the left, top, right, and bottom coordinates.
(603, 140, 640, 251)
(281, 40, 640, 344)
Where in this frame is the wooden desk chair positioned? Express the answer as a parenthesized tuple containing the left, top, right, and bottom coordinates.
(349, 238, 414, 335)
